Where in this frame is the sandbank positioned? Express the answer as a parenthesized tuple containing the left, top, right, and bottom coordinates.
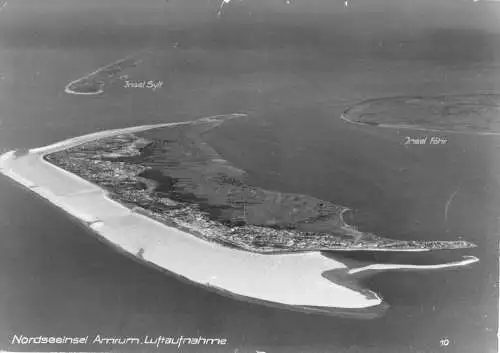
(348, 255, 479, 275)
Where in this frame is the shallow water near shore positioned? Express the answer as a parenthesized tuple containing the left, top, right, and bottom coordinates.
(0, 0, 498, 352)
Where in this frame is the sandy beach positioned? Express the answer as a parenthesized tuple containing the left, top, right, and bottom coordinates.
(0, 1, 497, 350)
(0, 117, 388, 314)
(0, 114, 482, 316)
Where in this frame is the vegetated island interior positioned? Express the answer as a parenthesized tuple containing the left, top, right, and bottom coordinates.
(44, 114, 475, 253)
(342, 94, 500, 134)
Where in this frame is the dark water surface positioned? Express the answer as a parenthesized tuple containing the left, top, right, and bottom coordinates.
(0, 1, 498, 352)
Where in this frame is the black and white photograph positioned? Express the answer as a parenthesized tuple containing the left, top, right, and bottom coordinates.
(0, 0, 498, 352)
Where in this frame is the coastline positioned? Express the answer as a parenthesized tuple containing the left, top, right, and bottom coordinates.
(63, 50, 149, 96)
(0, 115, 387, 315)
(43, 114, 476, 254)
(340, 94, 500, 136)
(340, 112, 500, 136)
(0, 114, 480, 315)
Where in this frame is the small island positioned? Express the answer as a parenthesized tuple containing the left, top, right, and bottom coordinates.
(64, 53, 145, 95)
(341, 94, 500, 134)
(44, 114, 475, 253)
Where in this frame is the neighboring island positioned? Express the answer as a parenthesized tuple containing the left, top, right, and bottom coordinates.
(341, 94, 500, 134)
(44, 114, 475, 253)
(64, 52, 146, 95)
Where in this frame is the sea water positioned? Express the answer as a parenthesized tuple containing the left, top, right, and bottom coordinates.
(0, 0, 497, 352)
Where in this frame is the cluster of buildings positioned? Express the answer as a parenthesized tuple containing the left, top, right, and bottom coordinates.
(45, 133, 475, 253)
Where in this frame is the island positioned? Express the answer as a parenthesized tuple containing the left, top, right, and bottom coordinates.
(44, 114, 474, 253)
(341, 94, 500, 135)
(0, 113, 479, 317)
(64, 52, 146, 95)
